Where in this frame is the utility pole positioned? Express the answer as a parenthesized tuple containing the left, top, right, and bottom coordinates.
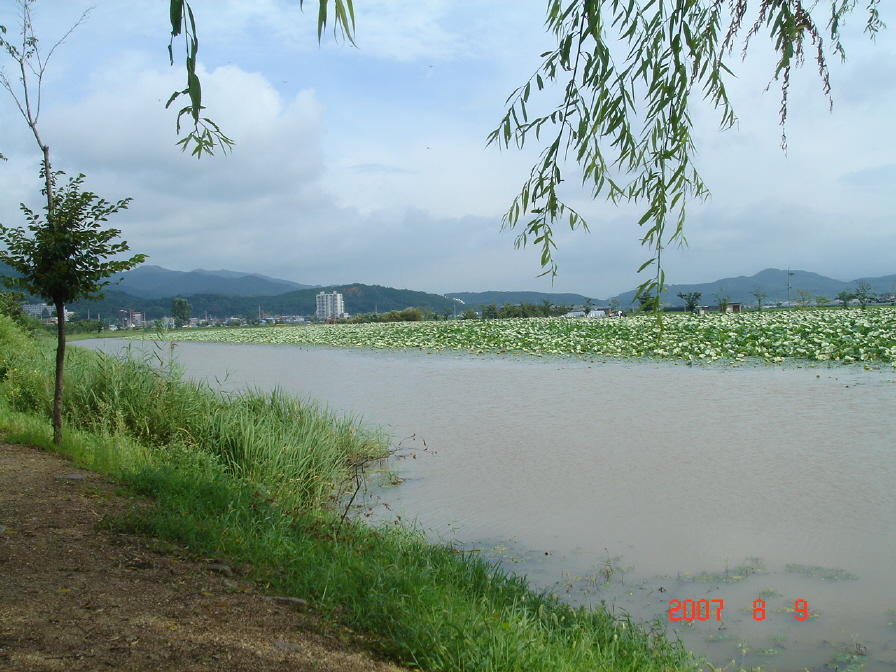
(786, 269, 795, 308)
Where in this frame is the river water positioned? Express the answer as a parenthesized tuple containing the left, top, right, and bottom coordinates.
(78, 340, 896, 671)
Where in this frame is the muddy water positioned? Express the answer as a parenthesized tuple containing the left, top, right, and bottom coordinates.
(79, 340, 896, 671)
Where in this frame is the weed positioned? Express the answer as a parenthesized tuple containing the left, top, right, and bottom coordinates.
(785, 564, 859, 581)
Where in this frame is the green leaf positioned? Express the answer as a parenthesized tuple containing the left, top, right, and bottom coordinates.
(169, 0, 184, 37)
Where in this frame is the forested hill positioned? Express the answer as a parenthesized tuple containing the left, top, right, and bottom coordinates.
(65, 283, 461, 321)
(109, 265, 315, 298)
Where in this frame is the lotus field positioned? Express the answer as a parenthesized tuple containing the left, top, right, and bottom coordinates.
(144, 308, 896, 364)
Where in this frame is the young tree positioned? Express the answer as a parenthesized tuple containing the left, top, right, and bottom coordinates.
(795, 288, 814, 309)
(582, 297, 594, 317)
(836, 290, 855, 309)
(0, 171, 145, 444)
(853, 280, 875, 309)
(713, 288, 731, 314)
(1, 3, 145, 445)
(677, 291, 702, 313)
(0, 290, 26, 320)
(750, 286, 769, 311)
(636, 292, 657, 313)
(171, 296, 192, 328)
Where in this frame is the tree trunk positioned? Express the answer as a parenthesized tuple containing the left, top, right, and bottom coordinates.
(42, 145, 53, 211)
(53, 299, 66, 447)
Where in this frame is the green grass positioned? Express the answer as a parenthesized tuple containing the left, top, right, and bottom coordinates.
(0, 314, 700, 671)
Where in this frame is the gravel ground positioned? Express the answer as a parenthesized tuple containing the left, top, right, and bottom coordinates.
(0, 441, 409, 672)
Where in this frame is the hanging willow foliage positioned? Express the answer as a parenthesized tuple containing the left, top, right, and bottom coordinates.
(487, 0, 884, 310)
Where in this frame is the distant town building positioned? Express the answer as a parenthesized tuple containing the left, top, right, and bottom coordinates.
(22, 303, 52, 319)
(563, 309, 607, 318)
(21, 303, 75, 323)
(118, 309, 144, 328)
(315, 291, 346, 320)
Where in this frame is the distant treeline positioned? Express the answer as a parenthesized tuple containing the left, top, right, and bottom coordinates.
(62, 283, 461, 323)
(480, 301, 572, 319)
(347, 301, 573, 323)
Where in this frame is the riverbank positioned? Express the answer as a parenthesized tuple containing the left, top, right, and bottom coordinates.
(0, 315, 700, 672)
(75, 336, 896, 671)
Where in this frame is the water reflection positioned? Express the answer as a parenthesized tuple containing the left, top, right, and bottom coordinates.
(78, 340, 896, 671)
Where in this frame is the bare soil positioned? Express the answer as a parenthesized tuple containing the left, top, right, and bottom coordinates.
(0, 441, 409, 672)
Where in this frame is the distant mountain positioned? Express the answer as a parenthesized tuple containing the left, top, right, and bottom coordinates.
(4, 259, 894, 318)
(446, 290, 590, 308)
(611, 268, 896, 307)
(190, 269, 316, 288)
(65, 283, 462, 322)
(110, 265, 316, 299)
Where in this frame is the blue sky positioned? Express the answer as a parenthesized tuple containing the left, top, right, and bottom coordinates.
(1, 1, 894, 299)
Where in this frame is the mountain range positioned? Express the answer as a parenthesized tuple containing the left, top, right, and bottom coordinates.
(110, 265, 317, 298)
(1, 261, 893, 319)
(447, 269, 895, 308)
(609, 268, 896, 307)
(102, 265, 896, 307)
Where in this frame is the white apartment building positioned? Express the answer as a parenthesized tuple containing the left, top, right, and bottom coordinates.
(22, 303, 53, 319)
(315, 291, 345, 320)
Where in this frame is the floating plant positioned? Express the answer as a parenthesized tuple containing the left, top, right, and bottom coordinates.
(785, 564, 859, 581)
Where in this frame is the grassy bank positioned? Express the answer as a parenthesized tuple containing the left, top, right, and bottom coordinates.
(0, 314, 699, 671)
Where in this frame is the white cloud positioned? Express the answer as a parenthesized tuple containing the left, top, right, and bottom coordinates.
(1, 2, 893, 299)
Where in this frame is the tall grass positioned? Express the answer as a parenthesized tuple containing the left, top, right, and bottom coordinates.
(0, 316, 701, 672)
(124, 453, 699, 672)
(49, 341, 386, 509)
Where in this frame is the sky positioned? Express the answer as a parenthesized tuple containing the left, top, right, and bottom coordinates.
(0, 1, 894, 299)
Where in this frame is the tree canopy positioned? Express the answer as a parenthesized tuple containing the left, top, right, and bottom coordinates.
(0, 170, 142, 307)
(0, 168, 145, 445)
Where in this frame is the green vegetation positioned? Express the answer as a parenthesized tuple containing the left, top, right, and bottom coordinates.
(676, 292, 702, 313)
(784, 564, 859, 581)
(349, 306, 425, 323)
(680, 557, 764, 584)
(171, 296, 192, 327)
(0, 290, 44, 334)
(143, 307, 896, 365)
(0, 314, 699, 672)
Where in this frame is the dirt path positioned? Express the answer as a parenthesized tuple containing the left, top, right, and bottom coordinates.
(0, 441, 408, 672)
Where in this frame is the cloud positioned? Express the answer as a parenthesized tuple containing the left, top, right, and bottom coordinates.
(347, 163, 411, 175)
(838, 163, 896, 192)
(1, 2, 893, 301)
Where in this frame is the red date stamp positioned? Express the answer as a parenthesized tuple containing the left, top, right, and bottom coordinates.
(669, 599, 810, 621)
